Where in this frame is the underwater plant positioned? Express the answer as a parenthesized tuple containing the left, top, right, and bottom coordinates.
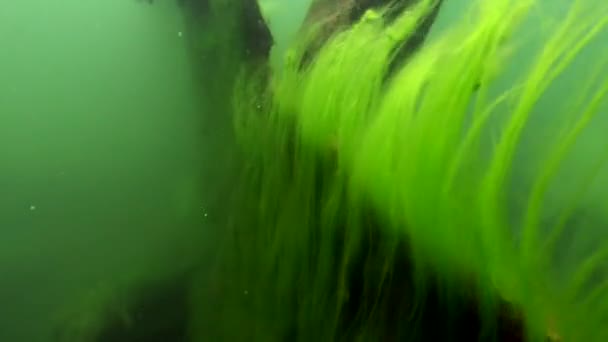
(227, 0, 608, 341)
(50, 0, 608, 340)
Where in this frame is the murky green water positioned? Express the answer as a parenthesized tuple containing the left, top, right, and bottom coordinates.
(1, 0, 607, 341)
(0, 1, 210, 340)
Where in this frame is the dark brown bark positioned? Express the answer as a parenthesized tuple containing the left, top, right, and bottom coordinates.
(298, 0, 445, 78)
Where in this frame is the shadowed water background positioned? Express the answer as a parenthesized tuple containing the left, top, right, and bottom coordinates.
(0, 1, 210, 340)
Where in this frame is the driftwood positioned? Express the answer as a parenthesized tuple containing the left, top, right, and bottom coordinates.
(299, 0, 444, 74)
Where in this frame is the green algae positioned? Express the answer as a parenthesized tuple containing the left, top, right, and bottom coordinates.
(223, 0, 608, 340)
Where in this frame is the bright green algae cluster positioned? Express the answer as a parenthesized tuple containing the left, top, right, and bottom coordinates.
(216, 0, 608, 341)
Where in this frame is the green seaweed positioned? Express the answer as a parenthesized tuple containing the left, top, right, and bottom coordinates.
(224, 0, 608, 340)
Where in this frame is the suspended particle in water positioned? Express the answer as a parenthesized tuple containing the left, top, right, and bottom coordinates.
(178, 31, 183, 38)
(29, 205, 36, 211)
